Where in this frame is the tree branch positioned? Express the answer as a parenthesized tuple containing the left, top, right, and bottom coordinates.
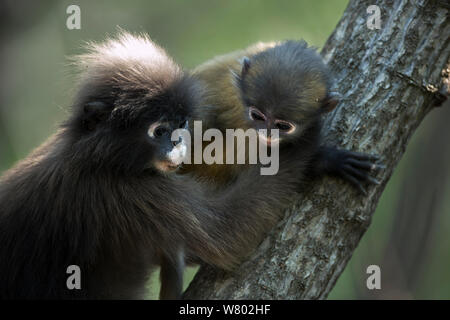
(184, 0, 449, 299)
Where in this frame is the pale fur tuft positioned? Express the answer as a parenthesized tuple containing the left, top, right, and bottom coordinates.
(71, 31, 182, 95)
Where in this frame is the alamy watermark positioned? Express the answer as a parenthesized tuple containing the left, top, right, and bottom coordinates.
(366, 265, 381, 290)
(66, 5, 81, 30)
(66, 265, 81, 290)
(168, 121, 280, 175)
(367, 5, 381, 30)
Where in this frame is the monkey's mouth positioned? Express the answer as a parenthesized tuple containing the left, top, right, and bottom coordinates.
(155, 160, 181, 172)
(258, 134, 280, 147)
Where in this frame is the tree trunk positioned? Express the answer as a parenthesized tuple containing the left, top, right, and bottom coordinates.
(184, 0, 449, 299)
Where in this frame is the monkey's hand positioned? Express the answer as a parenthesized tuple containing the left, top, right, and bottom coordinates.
(315, 146, 384, 195)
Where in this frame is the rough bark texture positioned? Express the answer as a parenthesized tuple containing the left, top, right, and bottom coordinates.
(184, 0, 449, 299)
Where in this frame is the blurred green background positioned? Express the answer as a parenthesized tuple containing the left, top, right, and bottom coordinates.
(0, 0, 448, 299)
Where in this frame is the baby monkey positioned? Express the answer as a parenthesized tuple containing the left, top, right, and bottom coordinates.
(184, 40, 383, 193)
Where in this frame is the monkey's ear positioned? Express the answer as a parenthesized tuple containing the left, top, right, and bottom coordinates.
(241, 56, 251, 77)
(82, 101, 111, 131)
(320, 92, 341, 113)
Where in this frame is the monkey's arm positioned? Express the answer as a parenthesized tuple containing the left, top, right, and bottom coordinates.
(162, 151, 309, 271)
(312, 146, 384, 195)
(159, 253, 184, 300)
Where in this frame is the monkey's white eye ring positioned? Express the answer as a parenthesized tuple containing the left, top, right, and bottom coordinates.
(148, 122, 169, 138)
(249, 107, 266, 122)
(274, 120, 296, 134)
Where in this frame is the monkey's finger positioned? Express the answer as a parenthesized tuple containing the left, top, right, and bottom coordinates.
(347, 159, 385, 172)
(340, 171, 367, 195)
(343, 165, 381, 185)
(345, 151, 380, 161)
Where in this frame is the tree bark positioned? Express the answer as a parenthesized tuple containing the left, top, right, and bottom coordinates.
(184, 0, 449, 299)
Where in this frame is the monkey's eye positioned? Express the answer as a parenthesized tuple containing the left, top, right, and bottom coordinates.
(249, 107, 266, 122)
(148, 122, 169, 138)
(275, 120, 296, 134)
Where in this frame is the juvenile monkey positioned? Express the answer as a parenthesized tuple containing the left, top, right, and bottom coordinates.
(183, 40, 382, 193)
(0, 33, 317, 299)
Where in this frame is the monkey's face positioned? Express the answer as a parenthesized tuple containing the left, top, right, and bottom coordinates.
(240, 74, 321, 147)
(147, 119, 189, 173)
(235, 42, 341, 148)
(73, 76, 201, 175)
(143, 77, 202, 173)
(236, 62, 323, 147)
(246, 106, 296, 147)
(242, 82, 339, 148)
(238, 61, 337, 147)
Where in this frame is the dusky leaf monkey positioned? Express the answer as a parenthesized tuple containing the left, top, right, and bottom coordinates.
(0, 33, 319, 299)
(182, 40, 383, 193)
